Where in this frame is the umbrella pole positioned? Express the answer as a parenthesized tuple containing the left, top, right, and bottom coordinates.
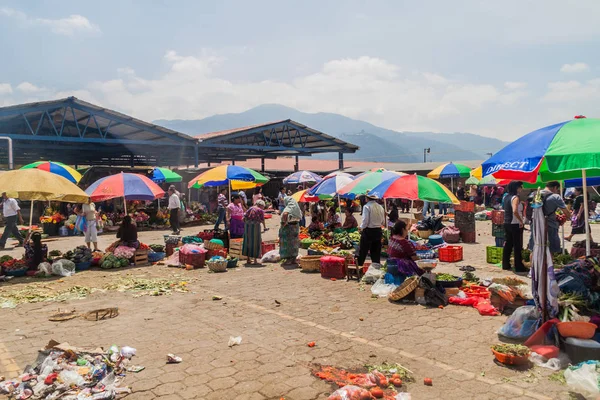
(337, 194, 343, 224)
(29, 200, 34, 234)
(384, 199, 388, 229)
(409, 200, 414, 226)
(541, 217, 548, 322)
(124, 197, 127, 215)
(583, 170, 591, 256)
(560, 181, 565, 254)
(451, 177, 454, 193)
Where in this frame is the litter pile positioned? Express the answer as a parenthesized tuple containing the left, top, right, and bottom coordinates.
(0, 285, 94, 309)
(102, 277, 191, 297)
(0, 340, 139, 399)
(313, 364, 413, 399)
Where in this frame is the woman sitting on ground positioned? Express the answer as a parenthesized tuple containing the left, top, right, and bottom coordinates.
(25, 232, 47, 270)
(116, 216, 139, 249)
(342, 208, 358, 232)
(308, 213, 324, 235)
(386, 220, 422, 277)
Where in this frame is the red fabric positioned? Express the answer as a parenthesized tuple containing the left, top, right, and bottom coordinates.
(448, 296, 500, 316)
(387, 236, 415, 259)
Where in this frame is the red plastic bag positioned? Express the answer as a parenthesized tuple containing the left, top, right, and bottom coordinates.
(474, 299, 500, 316)
(448, 296, 479, 306)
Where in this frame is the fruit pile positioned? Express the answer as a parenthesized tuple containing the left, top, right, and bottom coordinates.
(2, 258, 27, 272)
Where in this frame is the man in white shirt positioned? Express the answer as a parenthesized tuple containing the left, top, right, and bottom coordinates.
(0, 192, 24, 249)
(357, 192, 385, 266)
(167, 186, 181, 234)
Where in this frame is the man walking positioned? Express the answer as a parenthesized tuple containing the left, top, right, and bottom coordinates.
(0, 192, 24, 249)
(167, 186, 181, 235)
(357, 193, 386, 266)
(214, 188, 228, 230)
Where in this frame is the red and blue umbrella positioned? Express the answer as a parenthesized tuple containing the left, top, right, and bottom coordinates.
(337, 169, 405, 199)
(20, 160, 82, 183)
(85, 173, 165, 202)
(427, 162, 472, 179)
(283, 170, 323, 184)
(308, 174, 355, 199)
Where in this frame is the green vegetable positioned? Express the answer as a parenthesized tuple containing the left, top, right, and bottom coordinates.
(462, 271, 479, 283)
(491, 344, 530, 356)
(436, 273, 459, 282)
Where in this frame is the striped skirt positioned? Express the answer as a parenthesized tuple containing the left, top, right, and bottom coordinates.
(242, 221, 262, 259)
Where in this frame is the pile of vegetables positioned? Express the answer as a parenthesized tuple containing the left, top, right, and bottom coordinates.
(553, 253, 574, 267)
(100, 254, 130, 269)
(149, 244, 165, 253)
(436, 273, 460, 282)
(2, 258, 27, 271)
(301, 238, 319, 247)
(63, 246, 92, 264)
(0, 255, 14, 264)
(114, 246, 136, 259)
(559, 293, 587, 322)
(348, 231, 361, 242)
(333, 231, 354, 249)
(462, 271, 480, 283)
(491, 344, 530, 356)
(522, 249, 532, 263)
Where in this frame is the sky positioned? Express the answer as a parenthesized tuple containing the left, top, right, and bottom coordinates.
(1, 0, 599, 139)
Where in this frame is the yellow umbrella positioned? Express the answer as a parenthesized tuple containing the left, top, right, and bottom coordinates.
(0, 169, 89, 231)
(471, 166, 483, 180)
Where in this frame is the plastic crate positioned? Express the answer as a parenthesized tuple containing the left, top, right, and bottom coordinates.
(438, 245, 463, 262)
(454, 201, 475, 212)
(491, 210, 505, 225)
(495, 237, 505, 247)
(461, 231, 477, 243)
(261, 241, 277, 255)
(486, 246, 503, 264)
(492, 223, 505, 238)
(197, 231, 214, 241)
(179, 252, 206, 268)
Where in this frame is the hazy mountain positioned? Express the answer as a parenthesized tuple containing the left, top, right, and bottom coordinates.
(155, 104, 508, 162)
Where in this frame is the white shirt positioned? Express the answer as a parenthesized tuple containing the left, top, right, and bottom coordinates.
(2, 198, 20, 217)
(168, 193, 180, 210)
(360, 200, 385, 229)
(82, 203, 96, 220)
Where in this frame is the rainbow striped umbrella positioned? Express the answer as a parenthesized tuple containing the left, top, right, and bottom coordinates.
(370, 174, 460, 204)
(188, 165, 269, 190)
(307, 174, 355, 199)
(427, 162, 472, 179)
(20, 161, 82, 183)
(337, 169, 405, 199)
(85, 173, 165, 202)
(283, 170, 323, 184)
(152, 167, 182, 183)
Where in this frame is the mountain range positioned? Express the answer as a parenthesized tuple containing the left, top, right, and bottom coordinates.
(155, 104, 508, 163)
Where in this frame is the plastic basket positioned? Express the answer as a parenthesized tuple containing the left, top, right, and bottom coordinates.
(261, 241, 277, 255)
(486, 246, 503, 264)
(75, 262, 91, 271)
(197, 231, 214, 241)
(207, 248, 227, 259)
(226, 258, 239, 268)
(438, 245, 463, 262)
(454, 201, 475, 212)
(492, 223, 505, 238)
(148, 252, 166, 263)
(179, 252, 206, 268)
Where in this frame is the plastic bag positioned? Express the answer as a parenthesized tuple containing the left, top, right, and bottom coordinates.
(37, 262, 52, 275)
(396, 394, 412, 400)
(362, 264, 385, 283)
(179, 244, 207, 255)
(327, 385, 371, 400)
(497, 305, 540, 339)
(228, 336, 242, 347)
(371, 278, 397, 297)
(75, 215, 87, 233)
(529, 352, 569, 371)
(260, 250, 280, 263)
(564, 361, 600, 394)
(51, 259, 76, 277)
(59, 370, 86, 387)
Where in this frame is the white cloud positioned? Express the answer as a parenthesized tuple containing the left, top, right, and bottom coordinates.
(543, 79, 600, 102)
(504, 81, 527, 90)
(0, 84, 12, 95)
(16, 82, 42, 93)
(0, 7, 100, 36)
(560, 63, 590, 73)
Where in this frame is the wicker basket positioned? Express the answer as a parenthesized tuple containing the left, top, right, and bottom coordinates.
(207, 259, 228, 272)
(417, 229, 433, 239)
(205, 241, 224, 250)
(299, 255, 322, 272)
(388, 275, 419, 301)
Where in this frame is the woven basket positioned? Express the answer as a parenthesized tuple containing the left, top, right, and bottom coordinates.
(299, 255, 322, 272)
(205, 241, 224, 250)
(207, 260, 228, 272)
(417, 229, 433, 239)
(388, 276, 419, 301)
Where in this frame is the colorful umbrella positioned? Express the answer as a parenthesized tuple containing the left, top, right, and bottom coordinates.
(323, 171, 354, 179)
(20, 160, 82, 183)
(337, 169, 405, 199)
(85, 173, 165, 203)
(290, 189, 319, 203)
(369, 174, 460, 204)
(427, 162, 472, 179)
(152, 167, 182, 183)
(307, 174, 355, 199)
(188, 165, 268, 189)
(283, 170, 323, 184)
(465, 176, 480, 185)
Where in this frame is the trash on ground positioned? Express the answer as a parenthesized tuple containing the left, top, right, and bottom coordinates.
(166, 354, 182, 364)
(228, 336, 242, 347)
(0, 339, 136, 399)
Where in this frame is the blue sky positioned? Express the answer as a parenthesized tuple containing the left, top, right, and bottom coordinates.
(1, 0, 599, 139)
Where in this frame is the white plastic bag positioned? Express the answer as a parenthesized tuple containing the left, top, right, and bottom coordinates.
(228, 336, 242, 347)
(529, 352, 570, 371)
(362, 264, 385, 283)
(371, 278, 397, 297)
(565, 361, 600, 394)
(396, 394, 412, 400)
(37, 262, 52, 275)
(260, 250, 280, 263)
(51, 259, 76, 277)
(327, 385, 371, 400)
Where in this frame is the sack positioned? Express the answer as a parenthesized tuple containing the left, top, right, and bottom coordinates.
(564, 361, 600, 394)
(260, 250, 280, 263)
(498, 305, 540, 339)
(75, 215, 87, 233)
(51, 259, 76, 277)
(420, 276, 448, 307)
(371, 278, 397, 298)
(441, 226, 460, 243)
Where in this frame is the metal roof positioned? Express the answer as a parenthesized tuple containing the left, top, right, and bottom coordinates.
(342, 160, 483, 174)
(0, 97, 199, 166)
(196, 120, 359, 163)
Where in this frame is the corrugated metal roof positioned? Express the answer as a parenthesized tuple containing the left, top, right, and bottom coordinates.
(342, 160, 484, 173)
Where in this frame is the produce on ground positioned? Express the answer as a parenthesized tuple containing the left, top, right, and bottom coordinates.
(63, 246, 93, 264)
(1, 258, 27, 271)
(436, 273, 460, 282)
(462, 271, 480, 283)
(103, 277, 191, 297)
(491, 344, 530, 356)
(149, 244, 165, 253)
(558, 293, 587, 322)
(100, 254, 130, 269)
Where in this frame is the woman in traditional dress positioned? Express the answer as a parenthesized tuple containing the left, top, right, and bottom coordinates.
(227, 194, 245, 239)
(386, 221, 422, 278)
(242, 200, 266, 265)
(326, 207, 342, 230)
(279, 197, 302, 265)
(565, 187, 593, 242)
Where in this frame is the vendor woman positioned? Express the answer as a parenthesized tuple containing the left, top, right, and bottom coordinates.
(116, 216, 139, 248)
(387, 221, 422, 277)
(227, 194, 245, 239)
(342, 208, 358, 231)
(326, 207, 342, 229)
